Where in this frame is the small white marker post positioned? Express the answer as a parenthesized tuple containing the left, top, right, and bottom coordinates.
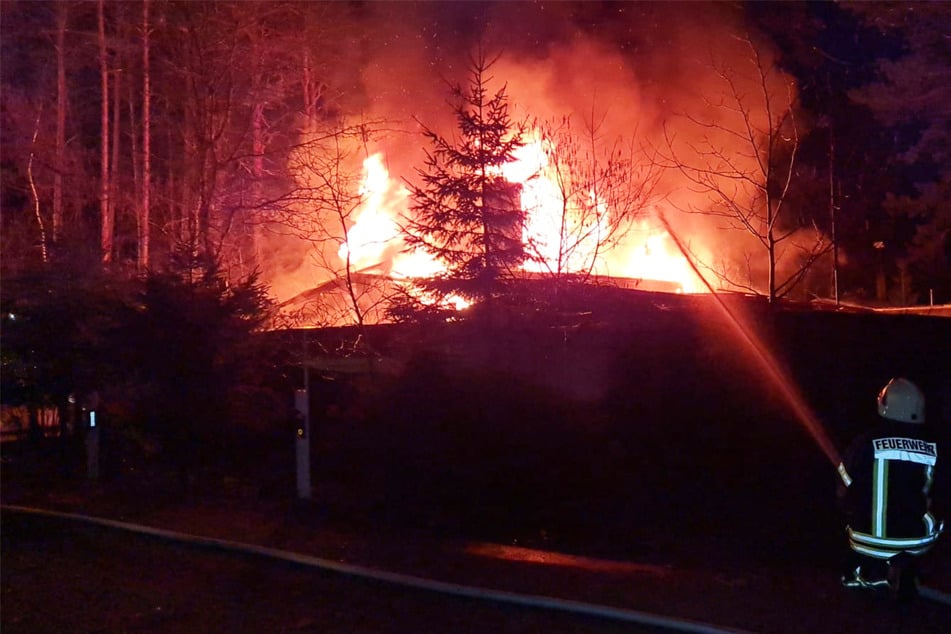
(294, 385, 311, 501)
(86, 410, 99, 481)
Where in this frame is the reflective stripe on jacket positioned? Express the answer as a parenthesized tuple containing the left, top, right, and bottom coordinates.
(842, 421, 941, 559)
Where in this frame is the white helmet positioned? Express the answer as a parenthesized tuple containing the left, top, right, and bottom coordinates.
(877, 378, 925, 423)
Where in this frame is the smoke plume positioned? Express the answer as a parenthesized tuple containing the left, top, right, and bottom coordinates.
(267, 2, 813, 309)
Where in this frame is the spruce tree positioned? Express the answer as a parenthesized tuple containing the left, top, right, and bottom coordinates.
(403, 52, 526, 307)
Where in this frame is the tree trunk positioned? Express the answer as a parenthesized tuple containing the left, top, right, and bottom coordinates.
(302, 50, 317, 122)
(140, 0, 151, 271)
(98, 0, 112, 264)
(27, 111, 49, 263)
(54, 0, 67, 242)
(246, 20, 265, 277)
(167, 123, 179, 245)
(129, 83, 140, 262)
(111, 67, 121, 256)
(182, 72, 198, 245)
(250, 100, 264, 273)
(767, 197, 777, 303)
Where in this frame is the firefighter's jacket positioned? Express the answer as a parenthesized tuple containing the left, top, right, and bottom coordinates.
(840, 420, 942, 559)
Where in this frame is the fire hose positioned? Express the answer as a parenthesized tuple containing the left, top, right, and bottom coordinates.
(7, 503, 950, 624)
(3, 504, 754, 634)
(655, 214, 951, 608)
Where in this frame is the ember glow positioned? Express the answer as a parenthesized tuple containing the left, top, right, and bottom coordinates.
(466, 541, 673, 575)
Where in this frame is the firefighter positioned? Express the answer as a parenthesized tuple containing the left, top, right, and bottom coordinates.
(837, 377, 943, 591)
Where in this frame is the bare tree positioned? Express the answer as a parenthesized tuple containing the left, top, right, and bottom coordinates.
(158, 2, 329, 281)
(97, 0, 112, 264)
(2, 0, 360, 286)
(525, 113, 660, 280)
(662, 35, 830, 302)
(138, 0, 151, 272)
(26, 109, 49, 263)
(152, 3, 281, 277)
(273, 122, 393, 328)
(229, 1, 302, 281)
(53, 0, 67, 243)
(96, 0, 149, 270)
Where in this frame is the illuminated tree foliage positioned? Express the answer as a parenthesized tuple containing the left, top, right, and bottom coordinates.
(402, 52, 527, 310)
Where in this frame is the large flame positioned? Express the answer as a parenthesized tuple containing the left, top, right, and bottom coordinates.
(337, 153, 471, 311)
(337, 154, 402, 270)
(336, 153, 442, 279)
(337, 143, 705, 313)
(613, 221, 703, 293)
(263, 7, 815, 323)
(499, 137, 703, 292)
(503, 138, 610, 274)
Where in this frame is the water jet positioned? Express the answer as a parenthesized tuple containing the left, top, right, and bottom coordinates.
(658, 213, 844, 474)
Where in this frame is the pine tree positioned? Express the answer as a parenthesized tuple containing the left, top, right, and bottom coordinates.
(403, 52, 526, 307)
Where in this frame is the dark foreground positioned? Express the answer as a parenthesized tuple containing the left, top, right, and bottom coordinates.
(2, 512, 659, 634)
(3, 490, 950, 634)
(4, 293, 951, 632)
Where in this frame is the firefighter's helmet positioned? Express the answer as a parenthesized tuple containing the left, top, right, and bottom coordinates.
(877, 378, 925, 424)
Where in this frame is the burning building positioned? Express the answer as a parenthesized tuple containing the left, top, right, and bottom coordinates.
(263, 2, 825, 327)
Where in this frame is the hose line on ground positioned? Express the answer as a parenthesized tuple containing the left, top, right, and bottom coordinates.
(2, 504, 751, 634)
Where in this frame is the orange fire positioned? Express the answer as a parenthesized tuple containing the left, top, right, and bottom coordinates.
(335, 143, 705, 315)
(336, 153, 402, 270)
(502, 137, 611, 274)
(499, 137, 704, 292)
(334, 154, 471, 310)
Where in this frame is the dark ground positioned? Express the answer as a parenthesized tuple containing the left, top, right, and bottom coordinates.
(3, 290, 951, 632)
(2, 511, 663, 634)
(3, 485, 950, 634)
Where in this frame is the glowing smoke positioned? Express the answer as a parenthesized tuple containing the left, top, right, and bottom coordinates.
(264, 2, 820, 313)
